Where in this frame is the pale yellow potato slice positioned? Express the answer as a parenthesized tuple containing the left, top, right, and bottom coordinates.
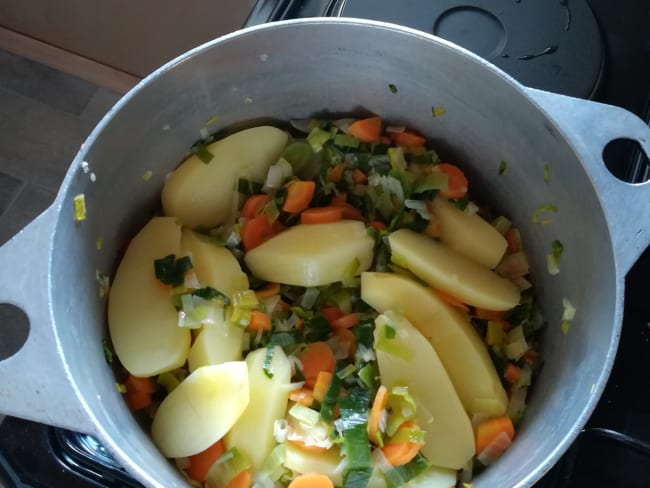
(362, 272, 508, 416)
(244, 221, 374, 286)
(187, 317, 244, 372)
(225, 346, 292, 470)
(388, 229, 519, 311)
(374, 312, 475, 469)
(151, 361, 249, 458)
(430, 196, 507, 269)
(161, 126, 288, 228)
(108, 217, 190, 377)
(181, 229, 249, 297)
(284, 443, 343, 486)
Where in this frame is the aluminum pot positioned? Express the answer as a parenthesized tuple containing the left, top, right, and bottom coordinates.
(0, 18, 649, 488)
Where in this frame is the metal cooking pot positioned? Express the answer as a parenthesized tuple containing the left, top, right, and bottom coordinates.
(0, 18, 648, 488)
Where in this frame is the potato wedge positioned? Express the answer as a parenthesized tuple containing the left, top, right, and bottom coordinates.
(244, 221, 374, 286)
(162, 126, 288, 228)
(187, 317, 244, 372)
(362, 272, 508, 416)
(388, 228, 519, 311)
(108, 217, 190, 376)
(374, 312, 475, 469)
(430, 196, 507, 269)
(181, 229, 248, 297)
(151, 362, 249, 458)
(225, 346, 292, 470)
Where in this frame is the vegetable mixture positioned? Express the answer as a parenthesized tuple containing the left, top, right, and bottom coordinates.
(106, 116, 544, 488)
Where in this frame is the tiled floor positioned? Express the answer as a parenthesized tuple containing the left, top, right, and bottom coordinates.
(0, 49, 121, 245)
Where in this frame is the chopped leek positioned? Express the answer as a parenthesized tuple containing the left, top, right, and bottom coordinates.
(338, 389, 372, 488)
(491, 216, 512, 235)
(389, 83, 398, 94)
(154, 254, 193, 288)
(73, 193, 86, 221)
(102, 338, 113, 364)
(334, 133, 361, 149)
(546, 239, 564, 275)
(504, 325, 529, 360)
(115, 382, 127, 394)
(232, 289, 259, 309)
(263, 344, 275, 378)
(498, 160, 508, 175)
(319, 373, 342, 424)
(157, 371, 180, 393)
(142, 170, 153, 181)
(384, 454, 430, 488)
(289, 403, 321, 427)
(431, 106, 446, 117)
(205, 447, 252, 487)
(237, 177, 263, 195)
(532, 203, 558, 223)
(543, 164, 550, 184)
(190, 141, 214, 164)
(283, 141, 313, 173)
(307, 126, 332, 153)
(562, 298, 576, 321)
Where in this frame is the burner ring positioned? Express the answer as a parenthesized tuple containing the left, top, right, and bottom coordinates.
(433, 7, 506, 59)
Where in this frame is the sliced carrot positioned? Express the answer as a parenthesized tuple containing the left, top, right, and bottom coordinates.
(254, 281, 281, 298)
(320, 306, 344, 323)
(295, 318, 305, 331)
(504, 363, 522, 384)
(475, 416, 515, 455)
(474, 308, 506, 322)
(391, 131, 426, 148)
(347, 116, 382, 143)
(432, 288, 469, 311)
(424, 216, 442, 238)
(283, 180, 316, 213)
(505, 228, 521, 254)
(338, 203, 363, 220)
(248, 310, 272, 331)
(330, 192, 347, 206)
(187, 439, 226, 482)
(125, 389, 152, 411)
(352, 169, 369, 184)
(369, 220, 387, 231)
(298, 342, 336, 389)
(313, 371, 333, 404)
(241, 194, 271, 219)
(289, 388, 314, 407)
(522, 349, 540, 366)
(328, 163, 344, 183)
(333, 328, 356, 359)
(300, 206, 344, 225)
(330, 313, 359, 330)
(287, 440, 329, 455)
(437, 163, 469, 199)
(381, 440, 424, 467)
(288, 473, 334, 488)
(226, 468, 252, 488)
(125, 374, 157, 394)
(368, 385, 388, 445)
(241, 214, 274, 251)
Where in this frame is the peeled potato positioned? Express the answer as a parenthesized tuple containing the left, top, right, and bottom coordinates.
(430, 196, 507, 269)
(151, 362, 249, 458)
(225, 346, 292, 469)
(388, 228, 520, 311)
(162, 126, 288, 228)
(244, 221, 374, 286)
(362, 272, 508, 416)
(374, 312, 475, 469)
(181, 229, 249, 297)
(187, 317, 244, 372)
(108, 217, 190, 377)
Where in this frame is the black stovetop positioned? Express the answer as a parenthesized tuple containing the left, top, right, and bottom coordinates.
(2, 1, 649, 487)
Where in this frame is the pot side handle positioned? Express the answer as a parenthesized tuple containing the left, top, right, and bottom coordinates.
(525, 87, 650, 276)
(0, 208, 96, 434)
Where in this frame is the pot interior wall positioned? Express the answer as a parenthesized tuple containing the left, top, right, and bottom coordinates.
(48, 20, 619, 487)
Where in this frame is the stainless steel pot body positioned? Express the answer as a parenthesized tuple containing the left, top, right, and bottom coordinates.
(0, 18, 648, 488)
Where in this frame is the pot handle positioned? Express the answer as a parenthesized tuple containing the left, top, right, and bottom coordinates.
(0, 208, 96, 434)
(525, 87, 650, 275)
